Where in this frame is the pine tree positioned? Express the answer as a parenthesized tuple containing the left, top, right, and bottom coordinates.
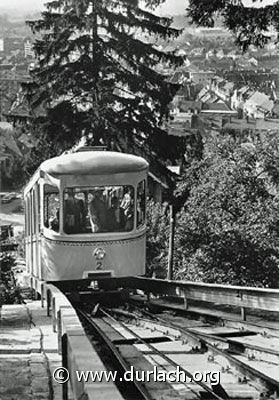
(26, 0, 185, 181)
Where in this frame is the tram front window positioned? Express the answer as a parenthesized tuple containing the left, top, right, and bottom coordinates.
(63, 186, 134, 234)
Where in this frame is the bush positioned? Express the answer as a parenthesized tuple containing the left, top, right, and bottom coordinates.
(0, 253, 22, 305)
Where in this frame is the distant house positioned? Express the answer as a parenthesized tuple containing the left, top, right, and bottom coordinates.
(0, 64, 30, 119)
(24, 39, 35, 59)
(196, 76, 235, 107)
(231, 86, 253, 111)
(201, 102, 233, 112)
(173, 84, 199, 102)
(200, 102, 237, 119)
(243, 91, 274, 119)
(210, 77, 235, 103)
(169, 70, 190, 85)
(166, 98, 202, 138)
(178, 100, 202, 114)
(6, 89, 46, 126)
(196, 87, 217, 104)
(199, 102, 237, 129)
(190, 70, 215, 85)
(168, 107, 193, 132)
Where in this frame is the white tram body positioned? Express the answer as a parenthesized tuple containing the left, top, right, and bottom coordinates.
(24, 151, 148, 293)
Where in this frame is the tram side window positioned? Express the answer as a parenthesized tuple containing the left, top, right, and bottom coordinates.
(31, 190, 36, 236)
(28, 195, 32, 237)
(137, 180, 146, 228)
(63, 186, 134, 234)
(26, 196, 31, 237)
(24, 199, 27, 237)
(36, 185, 41, 233)
(44, 185, 60, 232)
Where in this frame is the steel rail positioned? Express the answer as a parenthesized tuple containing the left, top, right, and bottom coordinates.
(131, 306, 279, 394)
(101, 308, 226, 400)
(116, 310, 279, 359)
(77, 307, 155, 400)
(188, 330, 279, 359)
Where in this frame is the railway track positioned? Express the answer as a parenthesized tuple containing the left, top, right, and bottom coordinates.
(74, 303, 278, 399)
(118, 306, 279, 394)
(78, 307, 226, 400)
(51, 277, 279, 399)
(130, 295, 279, 338)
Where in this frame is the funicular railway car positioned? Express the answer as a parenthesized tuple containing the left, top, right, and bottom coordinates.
(24, 150, 148, 297)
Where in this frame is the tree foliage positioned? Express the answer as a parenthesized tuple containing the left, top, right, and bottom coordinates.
(26, 0, 185, 172)
(173, 135, 279, 287)
(146, 199, 169, 278)
(187, 0, 279, 51)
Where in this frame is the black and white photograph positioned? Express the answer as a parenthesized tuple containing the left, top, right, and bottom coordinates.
(1, 0, 279, 399)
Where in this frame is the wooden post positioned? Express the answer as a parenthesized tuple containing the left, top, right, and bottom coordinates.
(52, 298, 56, 333)
(241, 307, 246, 321)
(47, 290, 51, 317)
(41, 283, 44, 308)
(183, 291, 188, 310)
(167, 204, 175, 280)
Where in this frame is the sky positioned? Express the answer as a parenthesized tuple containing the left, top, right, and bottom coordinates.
(0, 0, 278, 15)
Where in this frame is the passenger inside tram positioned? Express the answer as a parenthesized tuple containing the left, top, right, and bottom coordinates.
(64, 189, 86, 234)
(107, 196, 125, 231)
(88, 189, 107, 232)
(49, 208, 59, 232)
(120, 187, 134, 231)
(62, 185, 136, 234)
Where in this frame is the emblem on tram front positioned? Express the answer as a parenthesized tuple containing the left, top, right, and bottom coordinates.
(93, 247, 106, 270)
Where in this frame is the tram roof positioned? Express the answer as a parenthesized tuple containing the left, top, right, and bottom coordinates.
(40, 151, 149, 176)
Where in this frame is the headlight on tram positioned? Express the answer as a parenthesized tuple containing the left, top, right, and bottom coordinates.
(93, 247, 106, 260)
